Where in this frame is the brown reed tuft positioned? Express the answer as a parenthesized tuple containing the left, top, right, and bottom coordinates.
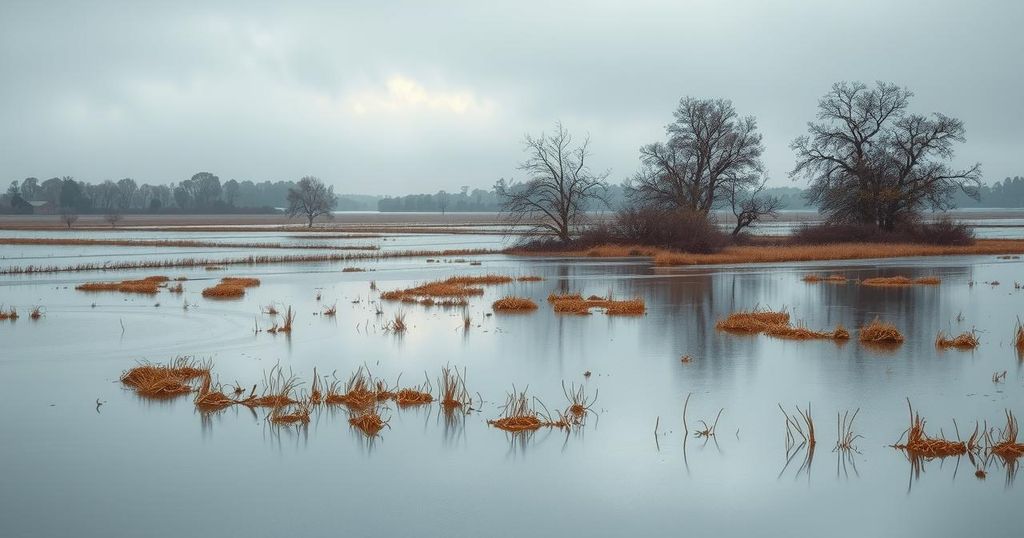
(715, 308, 790, 333)
(935, 329, 980, 349)
(988, 410, 1024, 460)
(861, 275, 941, 287)
(0, 306, 19, 321)
(891, 400, 977, 458)
(438, 365, 472, 409)
(492, 296, 539, 312)
(859, 318, 905, 344)
(267, 306, 295, 333)
(349, 409, 389, 436)
(194, 374, 236, 410)
(269, 401, 311, 424)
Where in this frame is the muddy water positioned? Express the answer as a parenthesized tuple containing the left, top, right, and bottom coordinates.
(1, 236, 1023, 537)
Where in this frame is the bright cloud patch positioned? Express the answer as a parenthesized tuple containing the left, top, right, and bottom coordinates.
(348, 75, 491, 116)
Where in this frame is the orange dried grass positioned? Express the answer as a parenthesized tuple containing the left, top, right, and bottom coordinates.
(220, 277, 260, 287)
(715, 308, 791, 333)
(935, 329, 980, 349)
(439, 365, 472, 409)
(988, 410, 1024, 460)
(802, 274, 847, 283)
(349, 409, 389, 436)
(861, 276, 941, 287)
(492, 296, 538, 312)
(201, 282, 246, 298)
(121, 356, 210, 398)
(0, 306, 18, 321)
(859, 318, 905, 344)
(891, 400, 978, 458)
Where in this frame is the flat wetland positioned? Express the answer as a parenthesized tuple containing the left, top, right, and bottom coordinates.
(3, 213, 1024, 537)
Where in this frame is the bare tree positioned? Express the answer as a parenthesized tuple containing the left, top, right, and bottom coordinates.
(628, 97, 764, 214)
(791, 81, 981, 230)
(104, 211, 123, 228)
(496, 122, 608, 243)
(726, 178, 781, 236)
(286, 176, 337, 228)
(59, 209, 78, 229)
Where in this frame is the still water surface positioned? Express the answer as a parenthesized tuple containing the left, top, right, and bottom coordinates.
(1, 234, 1023, 537)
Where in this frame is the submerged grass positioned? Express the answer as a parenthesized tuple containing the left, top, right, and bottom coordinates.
(935, 329, 980, 349)
(891, 400, 978, 458)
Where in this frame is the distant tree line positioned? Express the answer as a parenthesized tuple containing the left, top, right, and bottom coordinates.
(0, 174, 380, 215)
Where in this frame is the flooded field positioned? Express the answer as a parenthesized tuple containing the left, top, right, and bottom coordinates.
(2, 227, 1024, 537)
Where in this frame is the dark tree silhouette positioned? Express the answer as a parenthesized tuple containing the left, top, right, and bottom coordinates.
(287, 176, 337, 227)
(726, 178, 780, 236)
(791, 81, 981, 230)
(496, 122, 608, 243)
(628, 97, 765, 215)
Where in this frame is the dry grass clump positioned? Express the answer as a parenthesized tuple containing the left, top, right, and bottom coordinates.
(120, 356, 210, 398)
(935, 329, 980, 349)
(861, 275, 941, 287)
(342, 267, 366, 272)
(715, 308, 791, 333)
(349, 409, 389, 436)
(516, 275, 544, 282)
(891, 401, 978, 458)
(492, 296, 538, 312)
(1015, 319, 1024, 352)
(562, 381, 597, 424)
(988, 410, 1024, 460)
(548, 292, 583, 303)
(193, 374, 236, 410)
(716, 308, 850, 342)
(488, 390, 549, 432)
(262, 304, 279, 315)
(548, 293, 646, 316)
(325, 367, 379, 409)
(201, 281, 247, 299)
(438, 365, 472, 409)
(29, 306, 43, 319)
(322, 303, 337, 316)
(380, 274, 523, 305)
(859, 318, 905, 344)
(167, 282, 184, 293)
(267, 306, 295, 334)
(77, 276, 170, 295)
(0, 306, 18, 321)
(765, 323, 850, 341)
(269, 401, 311, 424)
(396, 377, 435, 407)
(221, 277, 260, 288)
(385, 311, 407, 332)
(237, 366, 300, 408)
(802, 274, 848, 283)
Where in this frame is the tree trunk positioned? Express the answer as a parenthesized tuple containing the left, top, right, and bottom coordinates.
(307, 214, 314, 228)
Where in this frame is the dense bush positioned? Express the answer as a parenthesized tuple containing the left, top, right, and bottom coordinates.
(611, 207, 729, 253)
(790, 218, 974, 246)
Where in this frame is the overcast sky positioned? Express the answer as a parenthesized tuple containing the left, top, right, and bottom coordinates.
(1, 0, 1021, 195)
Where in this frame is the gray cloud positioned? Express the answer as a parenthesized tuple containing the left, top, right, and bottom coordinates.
(2, 0, 1021, 194)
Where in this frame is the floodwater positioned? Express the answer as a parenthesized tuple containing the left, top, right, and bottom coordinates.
(2, 229, 1024, 538)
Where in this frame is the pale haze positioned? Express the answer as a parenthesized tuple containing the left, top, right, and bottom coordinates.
(1, 0, 1021, 195)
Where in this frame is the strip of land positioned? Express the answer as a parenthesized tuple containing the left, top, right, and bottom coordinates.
(514, 240, 1024, 266)
(0, 237, 379, 250)
(0, 248, 496, 274)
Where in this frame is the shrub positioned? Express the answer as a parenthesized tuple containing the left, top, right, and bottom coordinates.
(613, 207, 728, 253)
(790, 218, 973, 246)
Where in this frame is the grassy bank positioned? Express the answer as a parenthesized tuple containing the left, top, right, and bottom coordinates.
(510, 240, 1024, 266)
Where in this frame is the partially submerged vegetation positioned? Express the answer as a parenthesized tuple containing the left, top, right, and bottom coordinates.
(76, 275, 171, 295)
(891, 401, 978, 458)
(202, 276, 260, 299)
(0, 237, 378, 251)
(492, 296, 538, 312)
(935, 329, 980, 350)
(1, 248, 496, 275)
(861, 275, 941, 287)
(858, 318, 905, 345)
(716, 307, 848, 341)
(547, 293, 646, 316)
